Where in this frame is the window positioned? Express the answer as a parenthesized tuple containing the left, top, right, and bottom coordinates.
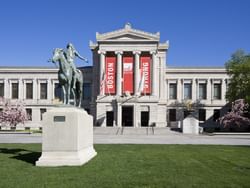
(184, 110, 189, 119)
(0, 83, 4, 97)
(106, 111, 114, 127)
(199, 83, 207, 100)
(12, 83, 19, 99)
(26, 108, 32, 121)
(169, 83, 177, 99)
(213, 109, 220, 121)
(40, 83, 47, 99)
(54, 83, 62, 100)
(83, 83, 91, 100)
(169, 109, 176, 122)
(40, 108, 47, 121)
(26, 83, 33, 99)
(184, 83, 192, 99)
(214, 83, 221, 100)
(199, 109, 206, 121)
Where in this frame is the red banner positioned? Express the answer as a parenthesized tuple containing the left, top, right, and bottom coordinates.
(140, 56, 151, 94)
(105, 56, 116, 94)
(123, 56, 134, 94)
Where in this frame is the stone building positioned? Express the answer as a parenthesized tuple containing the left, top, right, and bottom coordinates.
(89, 23, 229, 128)
(0, 24, 229, 130)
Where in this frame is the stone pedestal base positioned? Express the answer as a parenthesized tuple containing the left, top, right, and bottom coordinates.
(182, 115, 199, 134)
(36, 106, 97, 167)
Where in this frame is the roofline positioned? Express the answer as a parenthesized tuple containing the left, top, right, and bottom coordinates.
(167, 66, 225, 69)
(166, 66, 227, 73)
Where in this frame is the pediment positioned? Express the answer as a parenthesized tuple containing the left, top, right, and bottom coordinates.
(108, 34, 152, 41)
(96, 23, 160, 42)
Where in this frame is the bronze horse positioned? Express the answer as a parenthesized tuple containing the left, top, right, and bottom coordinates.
(51, 48, 83, 107)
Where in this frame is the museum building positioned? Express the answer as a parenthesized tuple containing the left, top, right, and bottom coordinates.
(0, 24, 229, 129)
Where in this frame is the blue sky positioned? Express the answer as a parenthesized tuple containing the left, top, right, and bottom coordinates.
(0, 0, 249, 67)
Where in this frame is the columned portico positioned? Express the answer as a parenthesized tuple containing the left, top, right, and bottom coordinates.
(91, 23, 169, 128)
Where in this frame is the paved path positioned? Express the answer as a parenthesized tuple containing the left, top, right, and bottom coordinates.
(0, 127, 250, 145)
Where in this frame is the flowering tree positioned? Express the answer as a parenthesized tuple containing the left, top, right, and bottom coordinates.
(0, 97, 29, 127)
(219, 99, 250, 128)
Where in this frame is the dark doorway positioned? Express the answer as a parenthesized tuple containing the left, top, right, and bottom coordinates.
(141, 111, 149, 127)
(122, 106, 133, 127)
(106, 111, 114, 127)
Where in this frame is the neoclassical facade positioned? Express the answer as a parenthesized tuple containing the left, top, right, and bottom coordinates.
(0, 66, 92, 129)
(0, 24, 230, 129)
(89, 23, 229, 128)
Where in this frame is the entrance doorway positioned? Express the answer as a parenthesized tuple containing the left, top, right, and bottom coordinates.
(106, 111, 114, 127)
(122, 106, 133, 127)
(141, 111, 149, 127)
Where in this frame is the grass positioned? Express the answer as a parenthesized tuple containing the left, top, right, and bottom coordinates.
(0, 144, 250, 188)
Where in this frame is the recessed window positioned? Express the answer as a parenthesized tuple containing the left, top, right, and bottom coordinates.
(26, 108, 32, 121)
(169, 83, 177, 99)
(169, 109, 176, 122)
(199, 109, 206, 121)
(214, 84, 221, 100)
(40, 108, 47, 121)
(184, 83, 192, 99)
(54, 83, 62, 100)
(0, 83, 4, 97)
(40, 83, 47, 99)
(12, 83, 19, 99)
(199, 83, 207, 100)
(26, 83, 33, 99)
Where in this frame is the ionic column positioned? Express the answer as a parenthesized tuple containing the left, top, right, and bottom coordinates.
(4, 79, 8, 99)
(18, 79, 23, 100)
(98, 50, 106, 96)
(166, 79, 169, 100)
(115, 51, 123, 96)
(33, 78, 37, 101)
(177, 79, 182, 101)
(150, 51, 157, 96)
(192, 78, 196, 101)
(207, 78, 212, 102)
(47, 79, 52, 102)
(196, 79, 199, 100)
(133, 51, 141, 95)
(221, 78, 226, 101)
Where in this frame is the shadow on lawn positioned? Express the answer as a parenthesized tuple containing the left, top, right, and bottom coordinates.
(0, 148, 41, 165)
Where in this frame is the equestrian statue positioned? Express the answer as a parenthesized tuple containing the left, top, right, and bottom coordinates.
(49, 43, 88, 107)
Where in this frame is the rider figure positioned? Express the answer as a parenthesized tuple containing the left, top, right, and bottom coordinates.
(65, 43, 88, 89)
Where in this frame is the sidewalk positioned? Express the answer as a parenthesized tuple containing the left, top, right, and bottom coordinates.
(0, 127, 250, 145)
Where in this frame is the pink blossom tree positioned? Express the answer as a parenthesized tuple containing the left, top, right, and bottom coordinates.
(0, 97, 29, 128)
(219, 99, 250, 128)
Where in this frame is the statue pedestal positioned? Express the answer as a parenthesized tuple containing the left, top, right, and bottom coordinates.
(182, 113, 199, 135)
(36, 106, 97, 167)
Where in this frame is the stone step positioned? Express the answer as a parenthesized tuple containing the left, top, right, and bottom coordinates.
(94, 127, 175, 135)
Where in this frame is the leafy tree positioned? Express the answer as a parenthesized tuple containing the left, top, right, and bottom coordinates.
(0, 97, 29, 127)
(219, 99, 250, 128)
(225, 49, 250, 104)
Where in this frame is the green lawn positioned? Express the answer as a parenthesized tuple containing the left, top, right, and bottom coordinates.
(0, 144, 250, 188)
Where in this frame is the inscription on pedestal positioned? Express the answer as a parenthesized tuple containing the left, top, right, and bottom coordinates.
(54, 116, 66, 122)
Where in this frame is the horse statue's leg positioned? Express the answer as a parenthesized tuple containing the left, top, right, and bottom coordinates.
(78, 83, 82, 107)
(67, 82, 71, 105)
(62, 85, 66, 105)
(71, 88, 76, 106)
